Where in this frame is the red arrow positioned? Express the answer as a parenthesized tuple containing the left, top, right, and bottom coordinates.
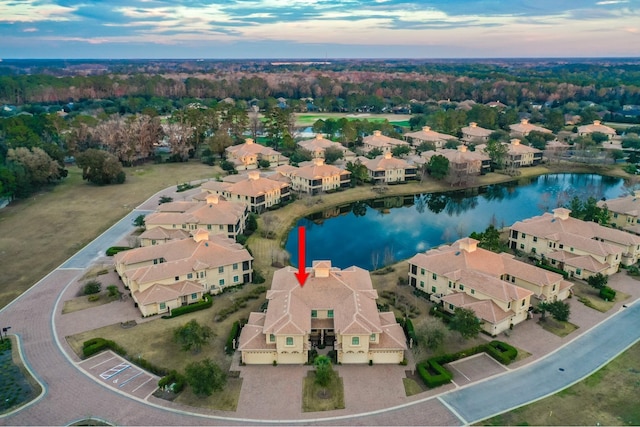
(294, 225, 309, 287)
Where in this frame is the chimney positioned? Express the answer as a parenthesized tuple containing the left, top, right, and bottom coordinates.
(245, 138, 254, 145)
(313, 158, 325, 166)
(247, 171, 260, 181)
(422, 126, 431, 132)
(206, 194, 220, 205)
(373, 130, 382, 137)
(593, 120, 601, 126)
(458, 145, 468, 153)
(553, 208, 571, 220)
(469, 122, 477, 128)
(313, 260, 332, 278)
(193, 229, 209, 243)
(520, 118, 529, 125)
(459, 238, 478, 253)
(315, 133, 323, 140)
(511, 139, 521, 146)
(384, 151, 392, 159)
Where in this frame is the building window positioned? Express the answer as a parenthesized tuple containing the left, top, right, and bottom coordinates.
(153, 258, 159, 264)
(532, 248, 536, 254)
(218, 266, 224, 273)
(507, 302, 511, 309)
(207, 224, 212, 230)
(570, 247, 574, 252)
(431, 286, 436, 293)
(311, 310, 317, 318)
(533, 236, 538, 242)
(421, 268, 425, 275)
(233, 263, 238, 270)
(559, 244, 564, 249)
(520, 243, 525, 250)
(576, 268, 582, 275)
(233, 275, 239, 283)
(219, 279, 225, 286)
(432, 273, 437, 280)
(522, 233, 526, 238)
(192, 293, 197, 299)
(448, 304, 454, 310)
(175, 276, 179, 281)
(522, 299, 526, 306)
(448, 282, 452, 288)
(286, 337, 293, 346)
(420, 281, 424, 288)
(370, 334, 376, 342)
(159, 302, 166, 310)
(269, 334, 275, 343)
(352, 337, 360, 346)
(613, 213, 618, 218)
(471, 289, 475, 295)
(219, 225, 224, 230)
(459, 284, 464, 291)
(328, 310, 334, 318)
(187, 273, 193, 279)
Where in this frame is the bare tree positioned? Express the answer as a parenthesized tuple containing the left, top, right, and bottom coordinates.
(165, 122, 192, 161)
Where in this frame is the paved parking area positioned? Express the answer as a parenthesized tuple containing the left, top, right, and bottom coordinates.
(446, 353, 508, 387)
(78, 350, 159, 400)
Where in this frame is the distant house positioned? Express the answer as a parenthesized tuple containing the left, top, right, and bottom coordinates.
(461, 122, 493, 144)
(225, 138, 289, 171)
(509, 119, 552, 138)
(422, 145, 491, 176)
(509, 208, 640, 278)
(577, 120, 616, 140)
(359, 152, 417, 183)
(277, 158, 351, 195)
(115, 232, 253, 316)
(140, 194, 249, 245)
(361, 130, 410, 154)
(486, 101, 507, 108)
(297, 134, 354, 159)
(238, 260, 406, 364)
(476, 139, 543, 168)
(597, 191, 640, 235)
(403, 126, 457, 149)
(199, 171, 291, 213)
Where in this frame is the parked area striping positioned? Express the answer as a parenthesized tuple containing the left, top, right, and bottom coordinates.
(446, 353, 508, 387)
(79, 350, 160, 400)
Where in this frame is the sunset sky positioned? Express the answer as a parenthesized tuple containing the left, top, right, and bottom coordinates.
(1, 0, 639, 59)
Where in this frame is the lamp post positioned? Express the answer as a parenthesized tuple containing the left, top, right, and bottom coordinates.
(1, 326, 11, 342)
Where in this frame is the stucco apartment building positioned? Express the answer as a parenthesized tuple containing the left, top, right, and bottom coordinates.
(597, 191, 640, 234)
(361, 130, 411, 154)
(199, 171, 291, 213)
(509, 119, 553, 138)
(407, 238, 571, 335)
(359, 152, 417, 183)
(238, 261, 407, 365)
(509, 208, 640, 279)
(403, 126, 457, 149)
(577, 120, 616, 140)
(139, 194, 248, 245)
(422, 145, 491, 176)
(476, 139, 543, 168)
(297, 134, 355, 159)
(225, 138, 289, 171)
(115, 231, 253, 316)
(276, 158, 351, 194)
(461, 122, 493, 144)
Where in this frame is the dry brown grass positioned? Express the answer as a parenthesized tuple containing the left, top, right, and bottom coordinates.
(572, 281, 630, 313)
(0, 162, 220, 309)
(174, 376, 243, 411)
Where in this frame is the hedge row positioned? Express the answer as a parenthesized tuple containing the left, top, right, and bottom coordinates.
(82, 337, 167, 377)
(225, 321, 240, 355)
(416, 340, 517, 388)
(402, 317, 417, 344)
(106, 246, 132, 256)
(536, 262, 569, 279)
(599, 286, 616, 301)
(163, 294, 212, 319)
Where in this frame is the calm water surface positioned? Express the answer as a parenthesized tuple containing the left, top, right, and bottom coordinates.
(284, 174, 627, 270)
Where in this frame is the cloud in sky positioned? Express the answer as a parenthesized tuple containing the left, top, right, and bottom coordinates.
(0, 0, 639, 58)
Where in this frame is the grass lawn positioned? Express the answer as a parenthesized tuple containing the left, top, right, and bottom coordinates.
(294, 113, 412, 127)
(572, 281, 630, 313)
(174, 375, 242, 411)
(302, 371, 345, 412)
(539, 318, 579, 337)
(402, 377, 423, 397)
(0, 162, 221, 309)
(478, 341, 640, 426)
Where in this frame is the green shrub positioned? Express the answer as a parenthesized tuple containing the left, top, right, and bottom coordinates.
(252, 270, 265, 284)
(107, 285, 120, 298)
(417, 358, 453, 388)
(106, 246, 132, 256)
(485, 341, 518, 365)
(536, 262, 569, 278)
(403, 317, 417, 344)
(82, 338, 125, 358)
(158, 370, 185, 393)
(226, 321, 240, 355)
(87, 294, 100, 302)
(599, 286, 616, 301)
(164, 294, 212, 318)
(83, 280, 102, 295)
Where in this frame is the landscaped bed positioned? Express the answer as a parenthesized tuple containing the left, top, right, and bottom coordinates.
(0, 337, 41, 415)
(302, 371, 345, 412)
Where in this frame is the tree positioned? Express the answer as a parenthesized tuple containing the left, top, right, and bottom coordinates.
(6, 146, 63, 189)
(544, 109, 565, 133)
(346, 160, 369, 186)
(323, 146, 344, 164)
(546, 300, 570, 322)
(449, 307, 481, 339)
(428, 155, 449, 180)
(366, 148, 383, 159)
(184, 358, 226, 397)
(484, 139, 508, 169)
(173, 319, 213, 354)
(133, 214, 146, 229)
(587, 272, 608, 290)
(412, 318, 447, 361)
(258, 159, 271, 169)
(391, 145, 411, 158)
(75, 149, 126, 185)
(415, 141, 436, 154)
(313, 355, 334, 388)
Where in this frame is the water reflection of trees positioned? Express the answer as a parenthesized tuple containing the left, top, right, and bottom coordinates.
(445, 194, 479, 216)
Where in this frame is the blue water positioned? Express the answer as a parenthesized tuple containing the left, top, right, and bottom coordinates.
(285, 174, 626, 270)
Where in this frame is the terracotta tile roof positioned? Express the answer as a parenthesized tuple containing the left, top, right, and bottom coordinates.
(509, 119, 552, 135)
(442, 293, 512, 324)
(135, 280, 204, 305)
(546, 250, 609, 273)
(597, 193, 640, 217)
(362, 130, 409, 150)
(238, 313, 276, 351)
(144, 198, 246, 228)
(577, 121, 616, 136)
(362, 152, 414, 172)
(403, 126, 456, 143)
(422, 146, 490, 164)
(461, 123, 493, 138)
(290, 159, 351, 180)
(506, 139, 542, 155)
(297, 134, 352, 155)
(201, 172, 289, 197)
(226, 138, 282, 158)
(139, 227, 191, 241)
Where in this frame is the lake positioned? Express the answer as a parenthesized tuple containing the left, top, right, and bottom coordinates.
(284, 174, 628, 270)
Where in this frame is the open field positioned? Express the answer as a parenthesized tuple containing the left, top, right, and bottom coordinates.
(294, 112, 412, 127)
(0, 162, 221, 309)
(479, 341, 640, 426)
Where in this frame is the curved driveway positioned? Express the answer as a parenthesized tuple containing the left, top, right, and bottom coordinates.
(0, 188, 639, 425)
